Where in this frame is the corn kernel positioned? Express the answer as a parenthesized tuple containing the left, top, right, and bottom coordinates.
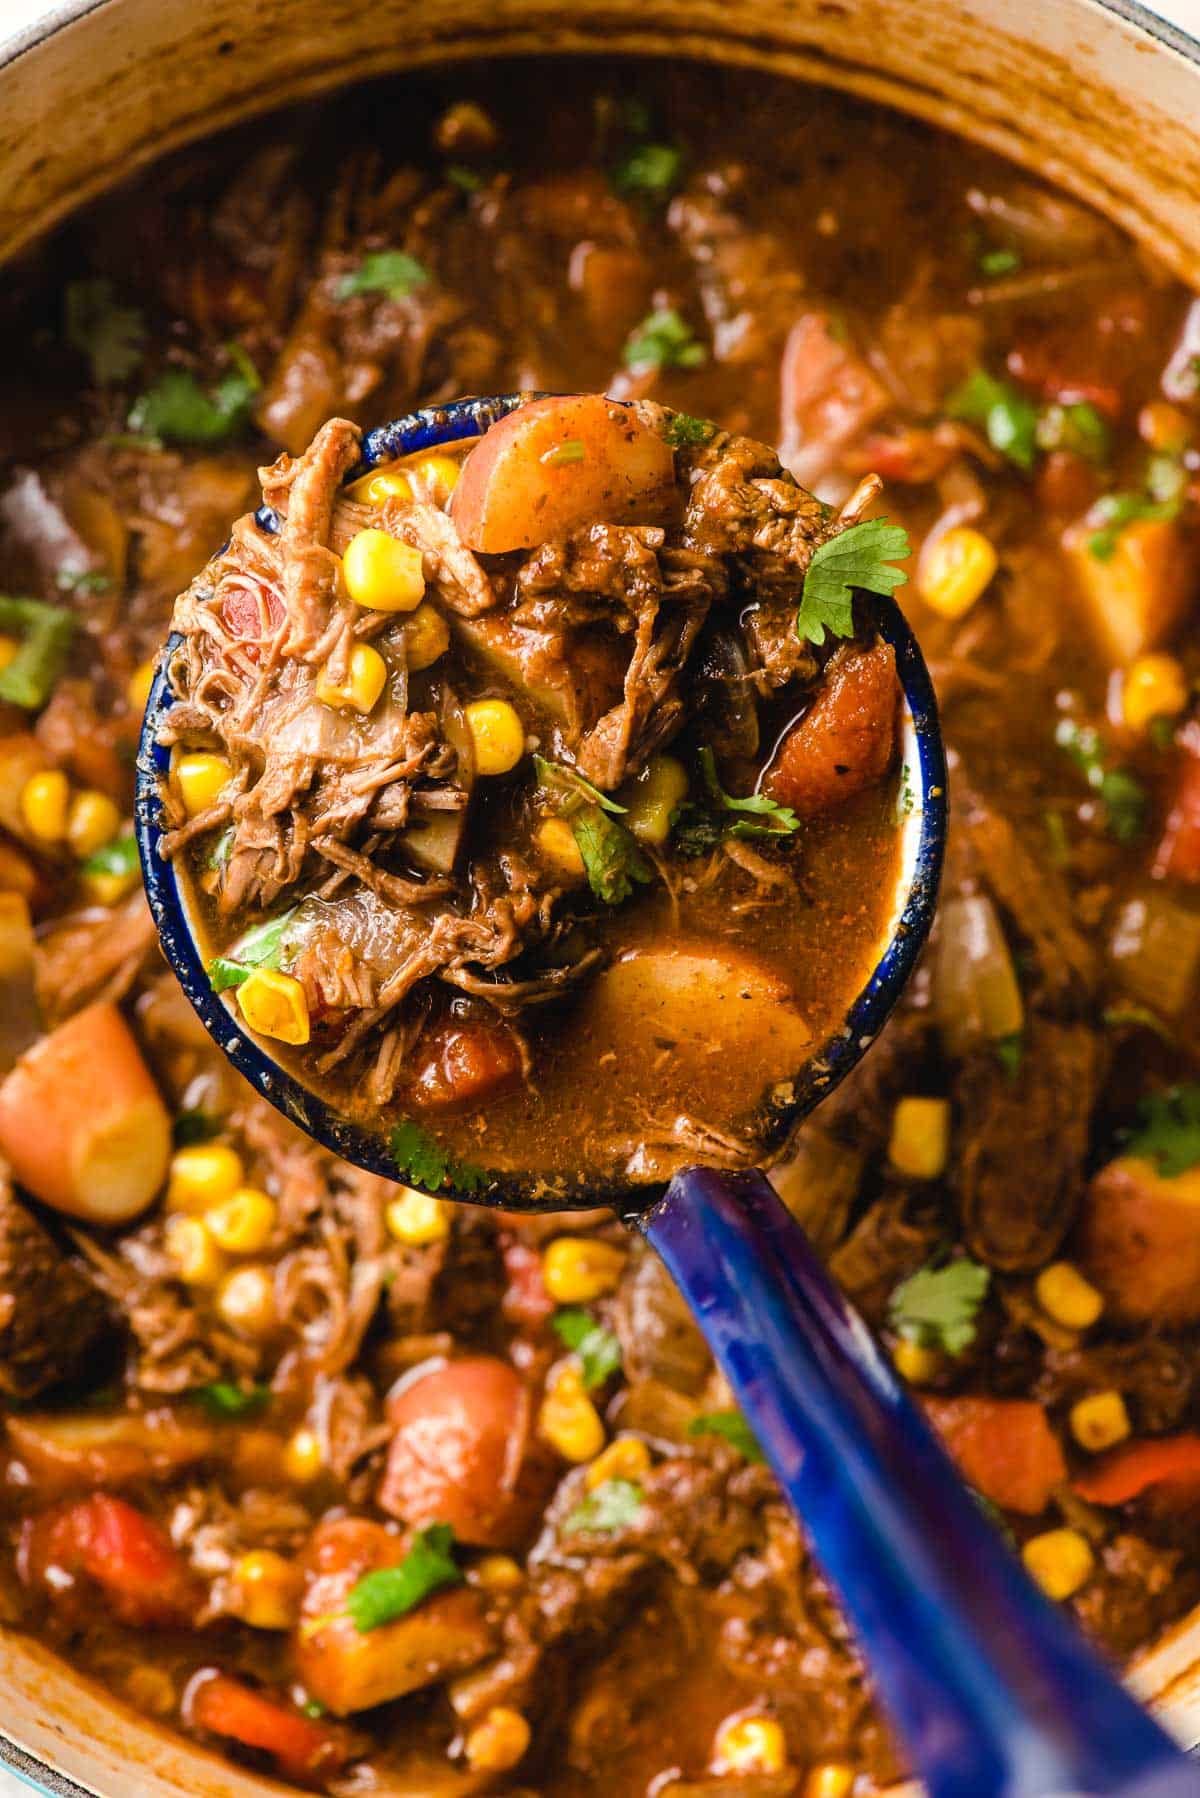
(217, 1264, 277, 1338)
(919, 526, 998, 619)
(168, 1142, 244, 1211)
(283, 1426, 323, 1483)
(412, 455, 462, 507)
(82, 864, 141, 907)
(465, 698, 526, 776)
(123, 1665, 176, 1717)
(1070, 1389, 1132, 1453)
(472, 1554, 524, 1593)
(1036, 1261, 1103, 1332)
(127, 658, 157, 712)
(386, 1186, 451, 1246)
(347, 468, 414, 507)
(230, 1549, 304, 1630)
(539, 1364, 606, 1463)
(65, 789, 121, 860)
(315, 641, 388, 713)
(1138, 401, 1191, 453)
(164, 1214, 225, 1286)
(1022, 1527, 1094, 1601)
(805, 1764, 855, 1798)
(713, 1714, 788, 1777)
(892, 1338, 944, 1387)
(236, 968, 311, 1045)
(207, 1186, 277, 1254)
(401, 601, 450, 672)
(175, 753, 233, 819)
(20, 769, 69, 843)
(535, 816, 585, 881)
(624, 754, 689, 847)
(0, 636, 19, 673)
(342, 528, 426, 613)
(1122, 653, 1189, 733)
(542, 1236, 626, 1304)
(888, 1096, 950, 1180)
(464, 1706, 531, 1774)
(586, 1436, 652, 1491)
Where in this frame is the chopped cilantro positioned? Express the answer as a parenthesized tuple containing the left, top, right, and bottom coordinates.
(1054, 718, 1145, 844)
(622, 307, 706, 375)
(81, 832, 138, 881)
(208, 904, 306, 992)
(446, 164, 484, 194)
(672, 746, 799, 856)
(1087, 489, 1180, 561)
(565, 1478, 644, 1534)
(1123, 1085, 1200, 1178)
(994, 1033, 1024, 1081)
(571, 804, 654, 905)
(660, 410, 716, 450)
(889, 1256, 991, 1357)
(64, 279, 145, 386)
(534, 755, 625, 815)
(1102, 1005, 1174, 1043)
(552, 1307, 622, 1390)
(347, 1524, 461, 1631)
(612, 141, 684, 201)
(978, 247, 1022, 278)
(336, 251, 429, 302)
(56, 569, 112, 596)
(173, 1108, 223, 1147)
(192, 1381, 270, 1418)
(796, 517, 910, 646)
(301, 1699, 328, 1720)
(688, 1410, 764, 1463)
(390, 1119, 485, 1195)
(0, 596, 76, 711)
(129, 346, 260, 446)
(947, 370, 1039, 472)
(670, 806, 725, 857)
(1034, 401, 1110, 465)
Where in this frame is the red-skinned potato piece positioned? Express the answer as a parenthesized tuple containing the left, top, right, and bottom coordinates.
(18, 1493, 203, 1627)
(450, 395, 676, 553)
(379, 1356, 555, 1547)
(0, 1002, 171, 1223)
(186, 1672, 354, 1785)
(295, 1516, 493, 1716)
(1077, 1155, 1200, 1325)
(762, 641, 900, 817)
(7, 1407, 215, 1491)
(408, 1020, 524, 1114)
(923, 1396, 1067, 1516)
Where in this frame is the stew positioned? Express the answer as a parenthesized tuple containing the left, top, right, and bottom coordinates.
(0, 54, 1197, 1798)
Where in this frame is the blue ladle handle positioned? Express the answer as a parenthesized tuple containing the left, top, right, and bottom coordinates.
(643, 1167, 1200, 1798)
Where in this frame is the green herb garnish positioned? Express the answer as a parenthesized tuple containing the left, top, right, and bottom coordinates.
(947, 370, 1039, 472)
(795, 517, 910, 646)
(1087, 489, 1180, 562)
(129, 346, 260, 446)
(889, 1257, 991, 1357)
(346, 1524, 462, 1631)
(336, 252, 429, 303)
(192, 1381, 271, 1418)
(1054, 717, 1146, 843)
(564, 1478, 644, 1535)
(56, 569, 112, 597)
(1102, 1005, 1174, 1043)
(390, 1120, 486, 1195)
(660, 410, 716, 450)
(977, 247, 1022, 278)
(994, 1032, 1024, 1081)
(1123, 1085, 1200, 1178)
(81, 832, 138, 881)
(534, 755, 625, 815)
(447, 165, 484, 194)
(612, 142, 684, 201)
(1035, 402, 1110, 465)
(571, 805, 654, 905)
(552, 1307, 622, 1390)
(64, 279, 145, 386)
(173, 1109, 223, 1147)
(622, 307, 706, 375)
(0, 597, 76, 711)
(700, 746, 799, 839)
(688, 1410, 764, 1463)
(207, 904, 306, 992)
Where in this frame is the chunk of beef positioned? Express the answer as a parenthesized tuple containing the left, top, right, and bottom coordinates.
(0, 1180, 109, 1397)
(669, 174, 806, 367)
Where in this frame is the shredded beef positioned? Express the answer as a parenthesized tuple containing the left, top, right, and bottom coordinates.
(0, 1179, 110, 1398)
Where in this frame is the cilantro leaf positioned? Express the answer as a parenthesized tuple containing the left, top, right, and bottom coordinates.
(994, 1032, 1024, 1081)
(1035, 402, 1110, 466)
(978, 247, 1021, 278)
(571, 804, 654, 905)
(688, 1410, 764, 1462)
(698, 746, 799, 840)
(347, 1524, 462, 1631)
(947, 370, 1039, 472)
(1124, 1085, 1200, 1179)
(0, 596, 76, 711)
(81, 832, 138, 881)
(622, 307, 706, 375)
(207, 904, 306, 993)
(129, 347, 260, 446)
(337, 252, 429, 302)
(64, 279, 145, 386)
(447, 165, 484, 194)
(1087, 489, 1180, 561)
(552, 1307, 622, 1389)
(796, 518, 910, 646)
(669, 805, 725, 857)
(612, 142, 683, 201)
(173, 1108, 223, 1147)
(191, 1381, 270, 1418)
(660, 410, 716, 450)
(56, 569, 112, 597)
(534, 755, 626, 815)
(390, 1120, 485, 1195)
(564, 1478, 644, 1534)
(889, 1257, 991, 1357)
(1054, 718, 1146, 844)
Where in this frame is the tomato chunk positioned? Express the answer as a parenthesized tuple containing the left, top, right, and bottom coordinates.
(408, 1020, 524, 1114)
(924, 1397, 1066, 1516)
(762, 641, 900, 817)
(186, 1672, 353, 1784)
(18, 1493, 202, 1626)
(220, 576, 284, 658)
(1073, 1434, 1200, 1509)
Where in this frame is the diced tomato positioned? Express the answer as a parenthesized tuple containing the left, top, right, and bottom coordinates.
(1154, 743, 1200, 883)
(220, 577, 284, 659)
(924, 1397, 1067, 1516)
(408, 1020, 524, 1114)
(186, 1672, 353, 1784)
(845, 426, 959, 485)
(762, 641, 899, 817)
(501, 1234, 556, 1330)
(18, 1493, 202, 1626)
(1074, 1434, 1200, 1509)
(1007, 293, 1148, 421)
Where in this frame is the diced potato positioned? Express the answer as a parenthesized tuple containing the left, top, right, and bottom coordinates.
(7, 1408, 215, 1490)
(452, 613, 623, 730)
(1078, 1155, 1200, 1325)
(399, 808, 469, 876)
(1064, 515, 1195, 666)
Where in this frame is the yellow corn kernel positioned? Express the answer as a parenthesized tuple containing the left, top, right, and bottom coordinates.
(315, 641, 388, 714)
(586, 1436, 652, 1491)
(283, 1426, 323, 1483)
(386, 1186, 451, 1246)
(539, 1364, 606, 1463)
(472, 1554, 524, 1593)
(347, 468, 414, 507)
(127, 658, 157, 712)
(919, 526, 998, 620)
(236, 968, 311, 1045)
(892, 1338, 944, 1387)
(65, 789, 121, 860)
(20, 769, 70, 843)
(535, 816, 585, 881)
(888, 1096, 950, 1180)
(1122, 653, 1189, 733)
(624, 754, 689, 847)
(168, 1142, 244, 1211)
(412, 455, 462, 507)
(123, 1665, 177, 1717)
(230, 1549, 304, 1630)
(0, 636, 19, 673)
(542, 1236, 626, 1304)
(342, 528, 426, 613)
(1138, 401, 1191, 453)
(465, 698, 525, 776)
(216, 1264, 277, 1338)
(175, 752, 233, 819)
(206, 1186, 277, 1254)
(464, 1706, 531, 1775)
(713, 1714, 788, 1777)
(401, 601, 450, 672)
(164, 1214, 225, 1286)
(82, 864, 141, 906)
(1070, 1389, 1132, 1453)
(805, 1764, 855, 1798)
(1022, 1527, 1095, 1602)
(1036, 1261, 1104, 1332)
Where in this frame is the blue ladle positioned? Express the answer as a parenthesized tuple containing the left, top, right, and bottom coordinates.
(135, 396, 1199, 1798)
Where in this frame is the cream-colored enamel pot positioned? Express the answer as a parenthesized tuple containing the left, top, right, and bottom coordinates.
(2, 1, 1200, 1792)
